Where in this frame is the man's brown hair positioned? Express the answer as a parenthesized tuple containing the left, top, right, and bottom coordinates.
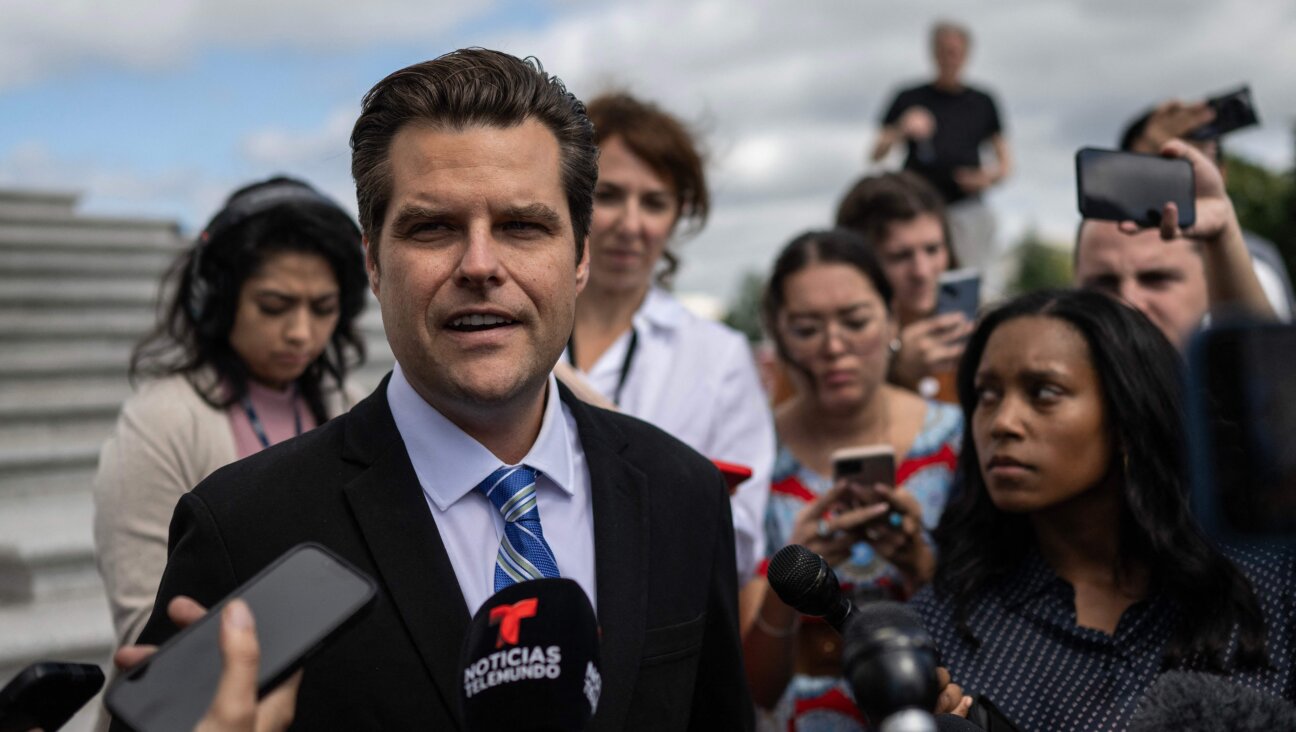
(586, 92, 709, 287)
(834, 171, 957, 268)
(350, 48, 598, 262)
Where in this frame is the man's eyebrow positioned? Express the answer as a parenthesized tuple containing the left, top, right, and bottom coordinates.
(502, 203, 561, 226)
(389, 204, 452, 232)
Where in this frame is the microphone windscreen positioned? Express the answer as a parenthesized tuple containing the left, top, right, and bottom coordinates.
(1128, 670, 1296, 731)
(845, 599, 927, 640)
(459, 578, 601, 732)
(768, 544, 837, 615)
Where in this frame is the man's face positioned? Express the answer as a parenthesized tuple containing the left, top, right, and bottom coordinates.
(367, 120, 589, 415)
(1074, 220, 1207, 349)
(933, 30, 968, 82)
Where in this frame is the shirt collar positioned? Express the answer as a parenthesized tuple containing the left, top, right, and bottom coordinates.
(386, 364, 575, 511)
(998, 549, 1070, 611)
(635, 286, 685, 331)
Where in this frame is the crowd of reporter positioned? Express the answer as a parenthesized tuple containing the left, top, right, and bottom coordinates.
(29, 17, 1293, 732)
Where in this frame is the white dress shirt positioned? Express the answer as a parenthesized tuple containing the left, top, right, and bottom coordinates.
(386, 364, 596, 615)
(571, 287, 775, 580)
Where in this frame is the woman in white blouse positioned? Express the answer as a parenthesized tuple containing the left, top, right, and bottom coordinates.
(566, 92, 775, 581)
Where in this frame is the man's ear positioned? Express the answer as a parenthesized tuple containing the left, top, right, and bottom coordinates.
(363, 236, 380, 296)
(574, 235, 590, 294)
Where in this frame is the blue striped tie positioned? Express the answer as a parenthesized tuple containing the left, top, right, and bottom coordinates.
(476, 465, 560, 590)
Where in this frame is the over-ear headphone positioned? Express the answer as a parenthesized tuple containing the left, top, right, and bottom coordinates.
(185, 176, 352, 325)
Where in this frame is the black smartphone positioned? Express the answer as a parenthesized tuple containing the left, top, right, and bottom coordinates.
(935, 268, 981, 323)
(1186, 322, 1296, 546)
(105, 543, 376, 732)
(1075, 147, 1195, 228)
(967, 695, 1020, 732)
(0, 662, 104, 732)
(1189, 85, 1259, 140)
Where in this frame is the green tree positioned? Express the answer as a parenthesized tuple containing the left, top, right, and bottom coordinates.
(1224, 152, 1296, 280)
(1005, 228, 1073, 296)
(724, 270, 767, 343)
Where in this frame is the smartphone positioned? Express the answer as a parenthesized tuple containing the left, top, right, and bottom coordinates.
(1075, 147, 1195, 228)
(1189, 85, 1260, 140)
(0, 662, 104, 732)
(967, 695, 1021, 732)
(1186, 322, 1296, 546)
(832, 446, 901, 529)
(106, 543, 376, 732)
(831, 445, 895, 487)
(712, 459, 754, 495)
(935, 268, 981, 323)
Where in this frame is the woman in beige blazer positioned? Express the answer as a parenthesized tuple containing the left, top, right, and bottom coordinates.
(93, 176, 369, 649)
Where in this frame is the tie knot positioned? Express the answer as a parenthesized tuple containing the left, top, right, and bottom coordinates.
(476, 465, 540, 523)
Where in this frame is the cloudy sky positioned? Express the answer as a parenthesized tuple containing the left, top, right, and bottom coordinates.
(3, 0, 1294, 303)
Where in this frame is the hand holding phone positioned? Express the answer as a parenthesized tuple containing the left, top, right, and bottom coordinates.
(1189, 85, 1259, 140)
(1076, 147, 1195, 229)
(1109, 140, 1242, 252)
(106, 544, 375, 732)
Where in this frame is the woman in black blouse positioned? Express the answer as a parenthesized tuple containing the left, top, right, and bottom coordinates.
(911, 289, 1294, 731)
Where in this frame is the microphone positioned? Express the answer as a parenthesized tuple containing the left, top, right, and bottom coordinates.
(1128, 670, 1296, 731)
(842, 601, 941, 732)
(458, 578, 601, 732)
(767, 544, 855, 632)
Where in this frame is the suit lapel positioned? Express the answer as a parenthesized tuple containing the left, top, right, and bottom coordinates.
(341, 380, 470, 728)
(563, 387, 649, 730)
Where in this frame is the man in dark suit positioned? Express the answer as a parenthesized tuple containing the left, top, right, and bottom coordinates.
(121, 49, 753, 730)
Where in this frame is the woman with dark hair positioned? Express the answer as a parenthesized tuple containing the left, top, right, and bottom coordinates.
(745, 229, 963, 729)
(836, 171, 972, 402)
(566, 92, 775, 581)
(93, 175, 369, 649)
(913, 288, 1295, 731)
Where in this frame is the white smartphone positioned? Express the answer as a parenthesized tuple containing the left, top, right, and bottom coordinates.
(830, 445, 902, 529)
(831, 445, 896, 488)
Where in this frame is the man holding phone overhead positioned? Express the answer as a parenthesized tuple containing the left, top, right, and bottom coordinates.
(1118, 91, 1296, 321)
(1074, 139, 1275, 350)
(117, 49, 753, 731)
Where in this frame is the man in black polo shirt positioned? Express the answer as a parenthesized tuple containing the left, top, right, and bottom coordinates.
(872, 20, 1012, 284)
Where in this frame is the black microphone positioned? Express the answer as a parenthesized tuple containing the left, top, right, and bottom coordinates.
(458, 578, 601, 732)
(767, 544, 855, 632)
(842, 601, 942, 732)
(1128, 670, 1296, 731)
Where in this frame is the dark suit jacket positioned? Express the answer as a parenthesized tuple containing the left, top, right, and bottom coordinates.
(120, 377, 754, 730)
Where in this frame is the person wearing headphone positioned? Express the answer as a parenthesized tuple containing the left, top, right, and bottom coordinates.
(93, 176, 369, 650)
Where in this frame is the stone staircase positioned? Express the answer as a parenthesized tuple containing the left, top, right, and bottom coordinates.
(0, 188, 392, 729)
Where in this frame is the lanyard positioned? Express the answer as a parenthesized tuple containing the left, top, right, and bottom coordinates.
(567, 327, 639, 407)
(240, 390, 304, 450)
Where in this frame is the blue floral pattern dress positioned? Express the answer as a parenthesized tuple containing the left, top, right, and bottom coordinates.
(761, 400, 962, 730)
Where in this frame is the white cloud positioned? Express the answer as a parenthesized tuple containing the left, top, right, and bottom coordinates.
(6, 0, 1296, 304)
(0, 0, 488, 90)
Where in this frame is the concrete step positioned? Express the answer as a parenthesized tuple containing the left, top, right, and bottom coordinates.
(0, 217, 183, 250)
(0, 188, 80, 220)
(0, 413, 115, 456)
(0, 460, 96, 502)
(0, 341, 135, 379)
(0, 247, 177, 279)
(0, 441, 100, 481)
(0, 276, 163, 308)
(0, 590, 113, 685)
(0, 490, 100, 604)
(0, 307, 388, 341)
(0, 374, 127, 411)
